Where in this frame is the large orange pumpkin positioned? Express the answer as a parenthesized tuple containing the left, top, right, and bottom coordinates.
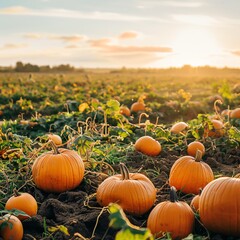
(32, 141, 85, 193)
(147, 187, 194, 239)
(5, 191, 38, 220)
(169, 150, 214, 194)
(134, 136, 161, 156)
(199, 177, 240, 237)
(96, 163, 156, 216)
(0, 214, 23, 240)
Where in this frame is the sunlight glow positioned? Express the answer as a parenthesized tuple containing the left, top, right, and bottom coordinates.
(170, 28, 221, 66)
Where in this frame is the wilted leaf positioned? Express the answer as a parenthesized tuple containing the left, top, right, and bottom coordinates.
(48, 225, 70, 236)
(79, 103, 89, 113)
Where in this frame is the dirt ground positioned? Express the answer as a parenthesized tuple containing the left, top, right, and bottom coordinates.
(21, 147, 240, 240)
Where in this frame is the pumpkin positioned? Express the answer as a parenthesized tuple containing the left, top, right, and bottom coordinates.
(221, 109, 231, 117)
(5, 190, 38, 221)
(169, 150, 214, 194)
(96, 163, 156, 216)
(230, 107, 240, 119)
(0, 214, 23, 240)
(47, 133, 62, 146)
(187, 141, 205, 157)
(203, 119, 225, 138)
(170, 122, 188, 134)
(147, 186, 194, 239)
(130, 101, 145, 113)
(32, 141, 85, 193)
(190, 189, 202, 212)
(199, 177, 240, 237)
(119, 106, 131, 117)
(134, 136, 161, 156)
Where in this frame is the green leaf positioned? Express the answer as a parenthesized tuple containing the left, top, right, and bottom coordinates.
(108, 203, 154, 240)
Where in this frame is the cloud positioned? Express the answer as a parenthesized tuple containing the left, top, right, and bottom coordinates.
(118, 31, 139, 40)
(172, 14, 218, 26)
(49, 35, 86, 43)
(0, 6, 28, 14)
(160, 1, 204, 8)
(0, 43, 28, 50)
(0, 6, 166, 22)
(231, 50, 240, 56)
(23, 33, 86, 43)
(89, 38, 172, 53)
(65, 44, 79, 49)
(23, 33, 43, 39)
(137, 0, 204, 9)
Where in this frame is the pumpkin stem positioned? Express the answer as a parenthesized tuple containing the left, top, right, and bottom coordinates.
(49, 140, 60, 154)
(195, 149, 203, 162)
(170, 186, 178, 202)
(119, 163, 130, 180)
(13, 188, 20, 197)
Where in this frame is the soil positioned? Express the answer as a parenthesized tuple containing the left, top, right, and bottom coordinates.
(18, 147, 240, 240)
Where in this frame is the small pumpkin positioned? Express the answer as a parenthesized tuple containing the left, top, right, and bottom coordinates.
(119, 106, 131, 117)
(187, 141, 205, 157)
(230, 107, 240, 119)
(203, 119, 225, 138)
(190, 188, 202, 212)
(169, 150, 214, 194)
(47, 133, 62, 146)
(134, 136, 161, 156)
(170, 122, 188, 134)
(199, 176, 240, 237)
(0, 214, 23, 240)
(32, 141, 85, 193)
(147, 186, 194, 239)
(221, 109, 231, 117)
(96, 163, 156, 216)
(5, 190, 38, 221)
(130, 101, 145, 113)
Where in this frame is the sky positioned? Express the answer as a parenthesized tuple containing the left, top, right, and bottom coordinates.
(0, 0, 240, 68)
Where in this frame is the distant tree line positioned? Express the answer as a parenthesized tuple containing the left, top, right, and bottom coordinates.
(0, 61, 77, 73)
(0, 62, 239, 74)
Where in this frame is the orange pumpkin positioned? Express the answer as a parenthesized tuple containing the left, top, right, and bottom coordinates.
(134, 136, 161, 156)
(96, 163, 156, 216)
(119, 106, 131, 117)
(32, 141, 85, 193)
(190, 189, 202, 212)
(170, 122, 188, 134)
(0, 214, 23, 240)
(221, 109, 231, 117)
(47, 133, 62, 146)
(203, 119, 225, 138)
(147, 187, 194, 239)
(5, 191, 38, 221)
(130, 102, 145, 113)
(199, 177, 240, 237)
(169, 150, 214, 194)
(187, 141, 205, 157)
(230, 107, 240, 119)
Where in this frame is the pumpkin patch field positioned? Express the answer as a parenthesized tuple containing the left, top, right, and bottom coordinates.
(0, 68, 240, 240)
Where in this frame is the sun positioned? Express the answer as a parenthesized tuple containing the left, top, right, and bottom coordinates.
(151, 27, 222, 68)
(171, 27, 221, 66)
